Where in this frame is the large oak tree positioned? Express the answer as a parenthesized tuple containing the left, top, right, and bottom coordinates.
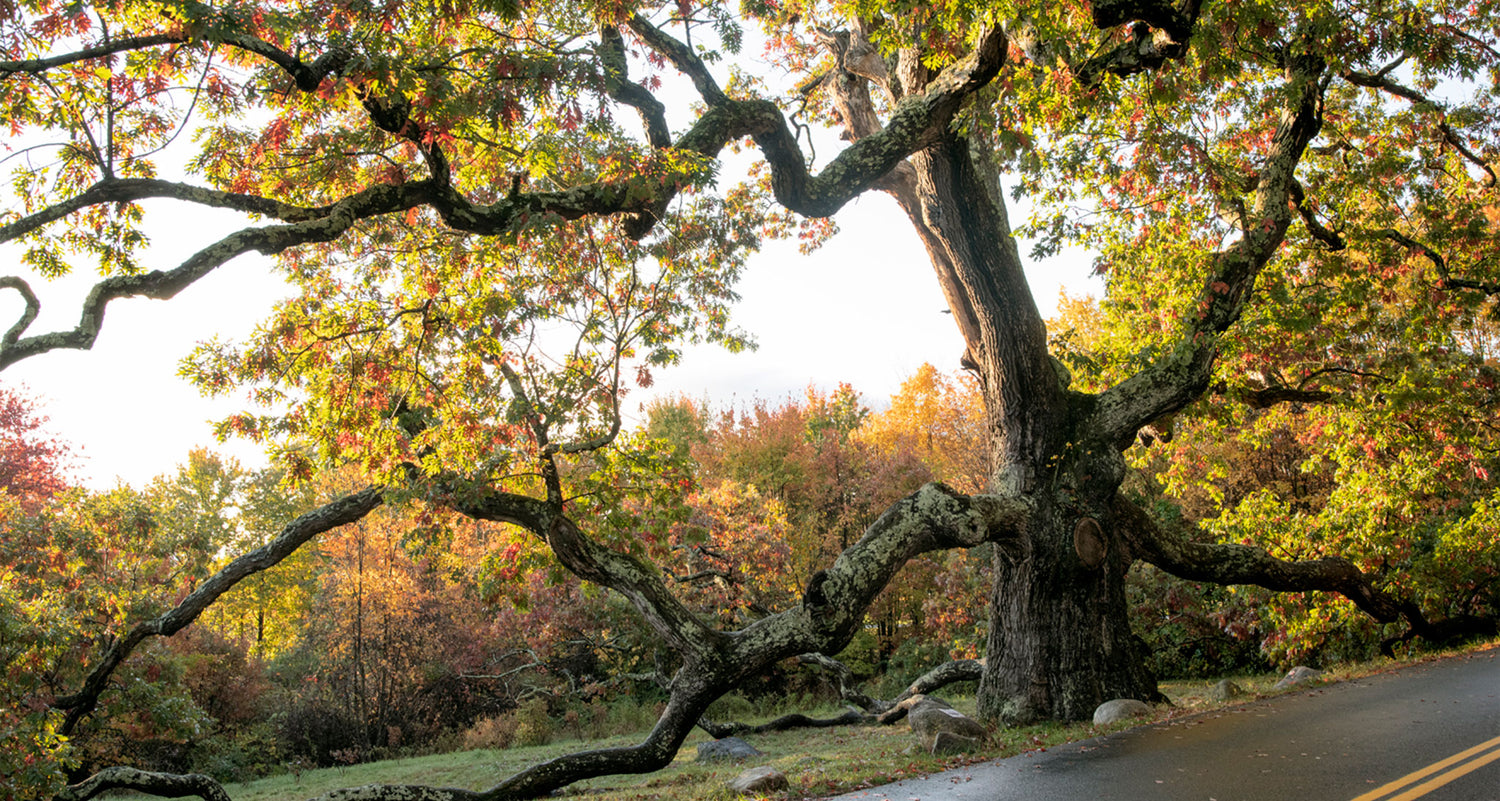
(3, 0, 1497, 798)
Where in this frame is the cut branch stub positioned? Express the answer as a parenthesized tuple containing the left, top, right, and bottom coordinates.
(1073, 517, 1107, 569)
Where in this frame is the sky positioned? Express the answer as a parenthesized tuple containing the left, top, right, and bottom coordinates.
(0, 184, 1096, 490)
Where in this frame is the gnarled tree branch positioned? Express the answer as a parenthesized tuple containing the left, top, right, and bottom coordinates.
(1112, 494, 1404, 622)
(57, 767, 233, 801)
(53, 487, 384, 733)
(0, 181, 431, 371)
(626, 14, 1009, 219)
(349, 484, 1027, 800)
(0, 178, 331, 245)
(1092, 50, 1328, 444)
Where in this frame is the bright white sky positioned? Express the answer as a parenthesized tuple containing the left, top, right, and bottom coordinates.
(0, 186, 1095, 490)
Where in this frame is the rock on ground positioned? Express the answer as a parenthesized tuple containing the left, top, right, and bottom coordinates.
(1209, 679, 1245, 701)
(1093, 698, 1151, 725)
(697, 736, 764, 762)
(729, 765, 788, 794)
(930, 730, 982, 755)
(909, 699, 987, 741)
(1273, 666, 1324, 690)
(907, 696, 987, 755)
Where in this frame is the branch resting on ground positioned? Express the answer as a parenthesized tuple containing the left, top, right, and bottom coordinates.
(697, 655, 986, 735)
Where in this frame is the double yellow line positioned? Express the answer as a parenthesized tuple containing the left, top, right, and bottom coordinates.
(1351, 733, 1500, 801)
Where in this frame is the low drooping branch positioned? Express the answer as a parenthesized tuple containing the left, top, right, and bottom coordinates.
(1111, 495, 1405, 623)
(1379, 611, 1499, 657)
(171, 483, 1024, 801)
(0, 182, 432, 371)
(1116, 495, 1500, 652)
(57, 767, 234, 801)
(53, 487, 384, 734)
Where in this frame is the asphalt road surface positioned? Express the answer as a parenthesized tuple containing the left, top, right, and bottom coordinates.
(831, 649, 1500, 801)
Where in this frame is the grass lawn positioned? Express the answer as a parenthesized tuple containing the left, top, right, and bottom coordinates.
(221, 639, 1499, 801)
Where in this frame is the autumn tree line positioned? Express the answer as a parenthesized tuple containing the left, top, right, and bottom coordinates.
(6, 338, 1497, 792)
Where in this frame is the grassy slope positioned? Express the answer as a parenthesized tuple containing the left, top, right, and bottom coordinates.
(223, 639, 1499, 801)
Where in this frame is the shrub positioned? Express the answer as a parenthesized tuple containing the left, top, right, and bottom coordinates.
(461, 714, 519, 751)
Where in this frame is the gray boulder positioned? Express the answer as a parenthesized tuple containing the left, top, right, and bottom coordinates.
(909, 698, 987, 746)
(1092, 698, 1151, 725)
(729, 766, 788, 794)
(930, 730, 982, 755)
(697, 737, 764, 762)
(1273, 666, 1324, 690)
(1209, 679, 1245, 702)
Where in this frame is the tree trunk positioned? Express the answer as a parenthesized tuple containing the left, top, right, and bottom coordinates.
(892, 129, 1163, 723)
(815, 18, 1171, 727)
(977, 500, 1161, 723)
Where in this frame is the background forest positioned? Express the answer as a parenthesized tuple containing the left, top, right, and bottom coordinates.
(6, 324, 1499, 790)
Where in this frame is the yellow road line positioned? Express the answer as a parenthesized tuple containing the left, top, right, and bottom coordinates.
(1351, 733, 1500, 801)
(1385, 746, 1500, 801)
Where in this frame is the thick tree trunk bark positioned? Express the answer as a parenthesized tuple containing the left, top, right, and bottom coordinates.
(977, 502, 1161, 723)
(892, 129, 1161, 724)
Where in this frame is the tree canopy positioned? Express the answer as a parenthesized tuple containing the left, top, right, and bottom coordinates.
(3, 0, 1499, 799)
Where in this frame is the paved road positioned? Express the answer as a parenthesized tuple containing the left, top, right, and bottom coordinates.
(831, 649, 1500, 801)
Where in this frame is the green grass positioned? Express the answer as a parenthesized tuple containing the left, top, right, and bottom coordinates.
(223, 638, 1500, 801)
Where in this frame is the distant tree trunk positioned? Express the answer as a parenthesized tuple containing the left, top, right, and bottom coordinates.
(354, 532, 370, 750)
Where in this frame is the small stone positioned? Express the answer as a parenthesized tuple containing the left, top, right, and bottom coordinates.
(931, 730, 981, 755)
(1093, 698, 1151, 725)
(1209, 679, 1245, 702)
(729, 766, 788, 795)
(696, 736, 764, 762)
(1273, 666, 1324, 690)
